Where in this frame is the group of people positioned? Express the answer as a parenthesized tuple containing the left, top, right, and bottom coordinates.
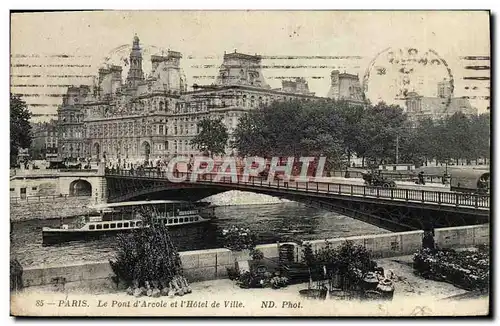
(362, 170, 384, 185)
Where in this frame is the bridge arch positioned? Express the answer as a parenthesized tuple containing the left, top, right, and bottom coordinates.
(69, 179, 92, 196)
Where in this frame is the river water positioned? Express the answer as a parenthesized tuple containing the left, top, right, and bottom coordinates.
(11, 201, 389, 268)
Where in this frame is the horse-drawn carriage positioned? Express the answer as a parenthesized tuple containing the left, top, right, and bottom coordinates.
(361, 171, 397, 188)
(450, 170, 490, 200)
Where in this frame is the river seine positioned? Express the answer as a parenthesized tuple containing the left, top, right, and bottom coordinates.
(11, 202, 389, 267)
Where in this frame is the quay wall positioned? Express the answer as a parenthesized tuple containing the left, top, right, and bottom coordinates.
(10, 196, 95, 222)
(19, 224, 489, 289)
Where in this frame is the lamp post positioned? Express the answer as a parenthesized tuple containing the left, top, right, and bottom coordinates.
(395, 134, 399, 165)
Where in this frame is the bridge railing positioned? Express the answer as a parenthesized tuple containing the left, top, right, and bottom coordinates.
(329, 169, 448, 183)
(106, 170, 490, 209)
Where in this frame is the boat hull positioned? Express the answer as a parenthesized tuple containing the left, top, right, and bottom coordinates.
(42, 219, 209, 246)
(42, 228, 129, 246)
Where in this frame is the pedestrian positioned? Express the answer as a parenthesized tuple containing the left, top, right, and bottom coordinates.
(418, 171, 425, 185)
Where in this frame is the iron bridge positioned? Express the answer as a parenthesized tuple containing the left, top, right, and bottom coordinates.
(105, 170, 490, 232)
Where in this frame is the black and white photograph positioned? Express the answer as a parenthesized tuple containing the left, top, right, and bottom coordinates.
(9, 10, 491, 317)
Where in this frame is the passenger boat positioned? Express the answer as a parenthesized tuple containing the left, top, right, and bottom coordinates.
(42, 200, 215, 246)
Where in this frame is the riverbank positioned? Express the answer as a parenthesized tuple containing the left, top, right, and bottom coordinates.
(17, 224, 489, 288)
(11, 253, 489, 316)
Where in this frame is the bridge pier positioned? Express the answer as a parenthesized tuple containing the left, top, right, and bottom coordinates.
(95, 164, 108, 204)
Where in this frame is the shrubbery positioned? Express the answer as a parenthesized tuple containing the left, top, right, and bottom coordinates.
(413, 246, 489, 291)
(306, 240, 378, 291)
(110, 221, 191, 297)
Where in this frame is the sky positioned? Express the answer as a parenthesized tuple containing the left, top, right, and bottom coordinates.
(10, 11, 490, 121)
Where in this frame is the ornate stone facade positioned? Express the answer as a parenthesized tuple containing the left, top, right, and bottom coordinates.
(57, 35, 363, 164)
(30, 120, 58, 160)
(327, 70, 364, 103)
(57, 85, 89, 160)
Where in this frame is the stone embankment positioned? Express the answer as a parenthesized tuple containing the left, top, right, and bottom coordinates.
(10, 196, 95, 222)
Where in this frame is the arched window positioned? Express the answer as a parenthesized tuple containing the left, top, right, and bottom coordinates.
(250, 96, 255, 107)
(242, 95, 247, 107)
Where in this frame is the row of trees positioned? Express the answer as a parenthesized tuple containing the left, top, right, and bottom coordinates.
(192, 98, 490, 169)
(400, 113, 490, 166)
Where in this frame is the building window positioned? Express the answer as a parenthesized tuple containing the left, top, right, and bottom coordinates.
(32, 187, 37, 191)
(159, 125, 164, 135)
(10, 188, 14, 192)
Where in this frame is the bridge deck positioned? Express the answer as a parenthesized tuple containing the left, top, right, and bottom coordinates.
(106, 171, 490, 212)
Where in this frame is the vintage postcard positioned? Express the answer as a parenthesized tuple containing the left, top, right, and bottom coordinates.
(10, 10, 491, 317)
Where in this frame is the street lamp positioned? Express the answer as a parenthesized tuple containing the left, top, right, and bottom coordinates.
(395, 134, 399, 165)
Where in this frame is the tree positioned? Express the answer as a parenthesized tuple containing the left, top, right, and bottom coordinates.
(232, 99, 308, 158)
(190, 118, 228, 157)
(444, 113, 473, 164)
(231, 109, 276, 157)
(336, 101, 365, 166)
(469, 113, 490, 163)
(10, 94, 32, 166)
(399, 118, 437, 167)
(232, 99, 346, 168)
(355, 102, 407, 166)
(299, 100, 346, 169)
